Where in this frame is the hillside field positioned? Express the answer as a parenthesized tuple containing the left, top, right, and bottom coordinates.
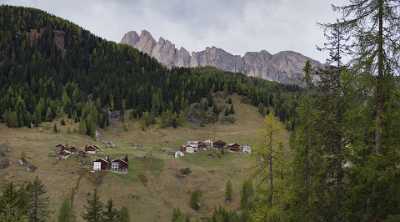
(0, 95, 289, 222)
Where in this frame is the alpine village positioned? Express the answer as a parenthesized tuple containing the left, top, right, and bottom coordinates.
(0, 1, 400, 222)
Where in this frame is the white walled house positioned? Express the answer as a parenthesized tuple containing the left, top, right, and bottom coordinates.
(93, 161, 102, 171)
(92, 159, 109, 171)
(185, 146, 196, 153)
(241, 145, 252, 154)
(175, 151, 185, 159)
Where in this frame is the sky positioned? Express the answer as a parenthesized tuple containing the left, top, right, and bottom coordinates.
(1, 0, 347, 62)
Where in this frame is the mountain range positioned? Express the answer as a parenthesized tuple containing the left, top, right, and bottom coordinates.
(121, 30, 322, 85)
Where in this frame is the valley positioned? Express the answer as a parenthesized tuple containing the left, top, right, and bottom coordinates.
(0, 95, 289, 222)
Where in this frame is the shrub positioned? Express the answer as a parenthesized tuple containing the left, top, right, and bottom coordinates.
(190, 190, 202, 211)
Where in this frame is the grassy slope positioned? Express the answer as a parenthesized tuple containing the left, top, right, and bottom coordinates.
(0, 95, 289, 222)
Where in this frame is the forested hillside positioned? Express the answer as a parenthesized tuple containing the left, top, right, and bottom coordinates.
(0, 5, 299, 134)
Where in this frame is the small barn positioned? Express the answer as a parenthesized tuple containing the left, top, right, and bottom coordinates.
(186, 141, 199, 148)
(198, 141, 208, 150)
(66, 146, 78, 154)
(213, 140, 226, 149)
(175, 151, 185, 159)
(228, 143, 241, 152)
(85, 145, 98, 154)
(111, 159, 128, 173)
(58, 149, 72, 160)
(184, 145, 197, 153)
(203, 139, 213, 147)
(93, 158, 110, 171)
(241, 144, 252, 154)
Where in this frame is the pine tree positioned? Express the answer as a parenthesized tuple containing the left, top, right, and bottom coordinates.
(289, 61, 323, 221)
(102, 200, 118, 222)
(0, 182, 28, 222)
(330, 1, 400, 220)
(82, 189, 103, 222)
(26, 177, 49, 222)
(316, 18, 350, 222)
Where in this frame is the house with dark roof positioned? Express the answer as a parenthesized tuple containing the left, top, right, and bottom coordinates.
(93, 158, 110, 171)
(85, 145, 98, 154)
(213, 140, 226, 149)
(228, 143, 241, 152)
(111, 159, 128, 173)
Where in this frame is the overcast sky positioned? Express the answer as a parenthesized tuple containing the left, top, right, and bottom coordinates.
(2, 0, 347, 62)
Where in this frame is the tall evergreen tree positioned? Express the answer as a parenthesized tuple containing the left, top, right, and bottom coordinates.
(333, 0, 400, 153)
(102, 200, 118, 222)
(0, 183, 28, 222)
(82, 189, 103, 222)
(26, 177, 49, 222)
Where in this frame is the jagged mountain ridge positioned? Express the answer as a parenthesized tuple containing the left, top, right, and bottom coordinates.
(121, 30, 322, 85)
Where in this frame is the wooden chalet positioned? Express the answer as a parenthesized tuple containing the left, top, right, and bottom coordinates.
(198, 141, 208, 149)
(56, 144, 66, 149)
(78, 150, 87, 157)
(228, 143, 241, 152)
(85, 145, 98, 154)
(58, 149, 72, 160)
(241, 144, 252, 154)
(111, 158, 128, 173)
(213, 140, 226, 149)
(66, 146, 78, 154)
(93, 158, 110, 171)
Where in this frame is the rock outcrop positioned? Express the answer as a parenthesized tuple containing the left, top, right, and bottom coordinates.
(121, 30, 322, 85)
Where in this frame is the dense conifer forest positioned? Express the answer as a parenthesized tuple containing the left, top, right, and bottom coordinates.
(0, 6, 299, 135)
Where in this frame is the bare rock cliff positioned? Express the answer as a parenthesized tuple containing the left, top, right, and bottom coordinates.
(121, 30, 321, 85)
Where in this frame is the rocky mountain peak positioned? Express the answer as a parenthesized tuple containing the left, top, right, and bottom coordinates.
(120, 30, 322, 85)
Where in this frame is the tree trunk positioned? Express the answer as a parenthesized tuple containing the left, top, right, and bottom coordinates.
(267, 131, 274, 206)
(375, 0, 384, 154)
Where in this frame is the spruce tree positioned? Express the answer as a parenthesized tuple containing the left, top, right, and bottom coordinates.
(82, 189, 103, 222)
(26, 177, 49, 222)
(0, 182, 28, 222)
(289, 61, 323, 221)
(102, 200, 118, 222)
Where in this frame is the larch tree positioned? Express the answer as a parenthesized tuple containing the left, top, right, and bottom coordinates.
(333, 0, 400, 153)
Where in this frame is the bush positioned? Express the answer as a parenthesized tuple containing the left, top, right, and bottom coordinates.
(180, 168, 192, 176)
(190, 190, 202, 211)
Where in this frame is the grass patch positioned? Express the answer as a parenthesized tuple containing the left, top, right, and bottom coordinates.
(182, 150, 248, 168)
(112, 156, 165, 183)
